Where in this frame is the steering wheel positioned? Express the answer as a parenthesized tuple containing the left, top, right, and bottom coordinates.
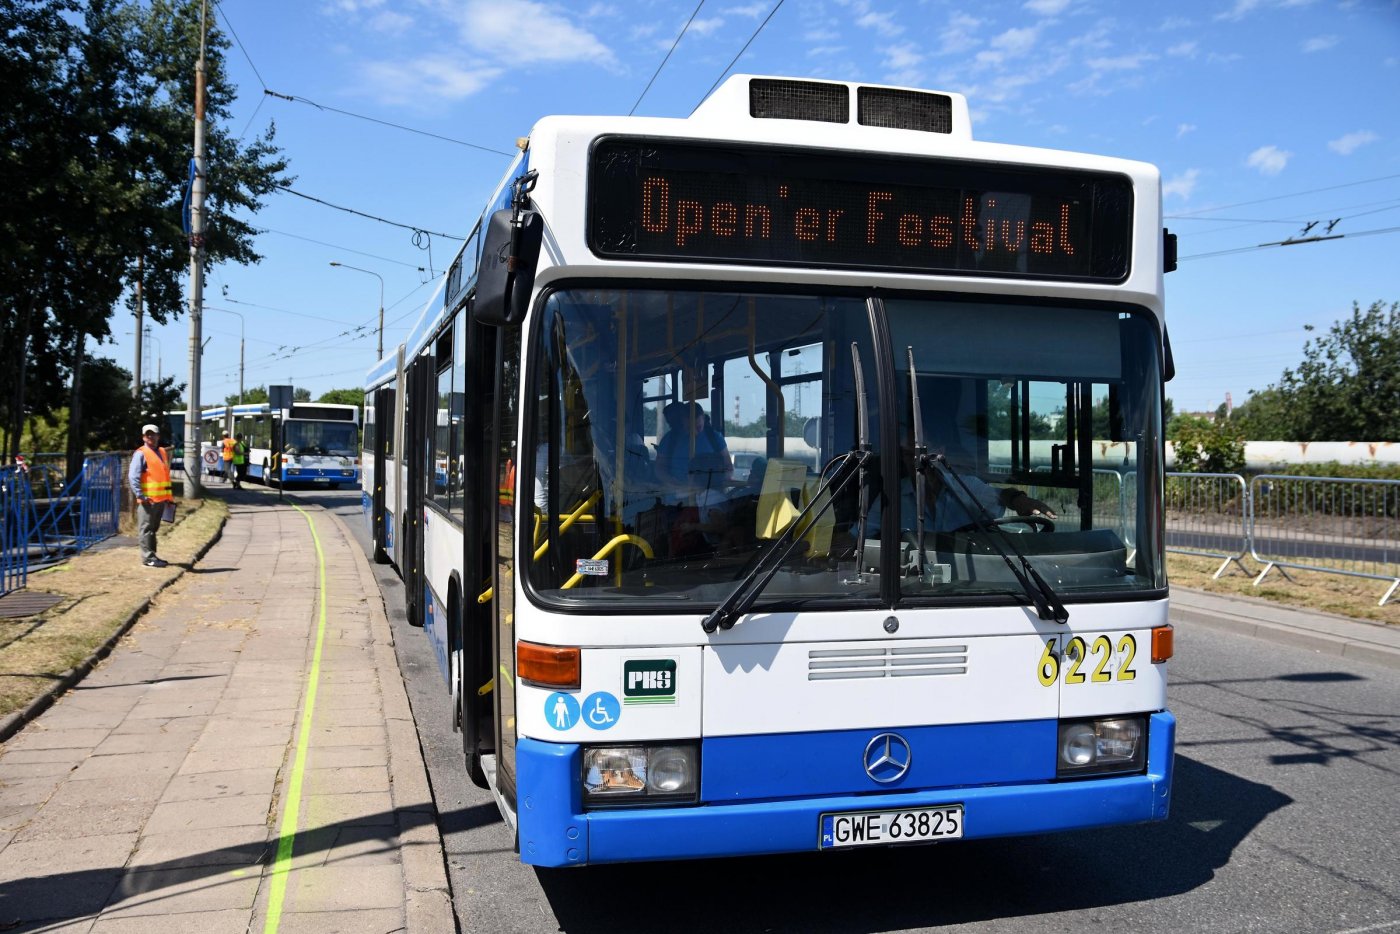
(955, 515, 1056, 534)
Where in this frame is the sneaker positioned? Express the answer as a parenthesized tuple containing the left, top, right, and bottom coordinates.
(144, 557, 168, 568)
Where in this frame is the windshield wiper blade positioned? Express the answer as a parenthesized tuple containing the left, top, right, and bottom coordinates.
(701, 450, 869, 633)
(702, 343, 874, 634)
(928, 454, 1069, 624)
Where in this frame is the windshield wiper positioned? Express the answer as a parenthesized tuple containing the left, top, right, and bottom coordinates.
(700, 449, 869, 633)
(927, 455, 1069, 624)
(702, 343, 873, 634)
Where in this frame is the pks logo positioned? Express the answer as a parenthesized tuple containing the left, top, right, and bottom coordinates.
(623, 659, 677, 706)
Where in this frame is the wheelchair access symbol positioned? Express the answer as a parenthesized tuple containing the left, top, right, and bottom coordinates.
(582, 692, 620, 730)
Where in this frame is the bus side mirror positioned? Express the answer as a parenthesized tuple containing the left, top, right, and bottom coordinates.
(474, 207, 543, 326)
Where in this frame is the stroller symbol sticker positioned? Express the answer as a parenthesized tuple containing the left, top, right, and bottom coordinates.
(583, 692, 620, 730)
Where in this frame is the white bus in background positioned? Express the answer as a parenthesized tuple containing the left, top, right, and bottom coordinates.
(201, 402, 360, 488)
(363, 74, 1178, 868)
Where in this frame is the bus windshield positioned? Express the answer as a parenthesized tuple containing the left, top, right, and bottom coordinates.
(524, 287, 1163, 611)
(284, 420, 359, 458)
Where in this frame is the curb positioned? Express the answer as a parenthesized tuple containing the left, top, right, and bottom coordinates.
(1171, 589, 1400, 671)
(325, 507, 456, 934)
(0, 503, 229, 743)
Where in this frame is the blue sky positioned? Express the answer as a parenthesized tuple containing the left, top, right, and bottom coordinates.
(106, 0, 1400, 415)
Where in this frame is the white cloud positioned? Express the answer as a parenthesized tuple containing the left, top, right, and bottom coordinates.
(368, 10, 413, 34)
(458, 0, 617, 68)
(1328, 130, 1378, 155)
(1216, 0, 1261, 21)
(991, 26, 1039, 57)
(723, 2, 768, 15)
(884, 43, 924, 72)
(1246, 145, 1291, 175)
(1086, 52, 1157, 71)
(1163, 168, 1201, 200)
(856, 9, 902, 38)
(688, 17, 727, 37)
(1166, 40, 1198, 57)
(1177, 123, 1196, 138)
(1302, 34, 1339, 53)
(1023, 0, 1070, 15)
(938, 13, 983, 56)
(361, 56, 502, 105)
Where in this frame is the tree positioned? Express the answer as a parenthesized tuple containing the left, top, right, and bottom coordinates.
(1268, 301, 1400, 441)
(0, 0, 290, 461)
(317, 388, 364, 412)
(1169, 414, 1245, 474)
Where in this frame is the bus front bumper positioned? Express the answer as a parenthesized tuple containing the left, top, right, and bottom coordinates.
(515, 711, 1174, 867)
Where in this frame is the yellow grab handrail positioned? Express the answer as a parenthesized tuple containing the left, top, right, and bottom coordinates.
(533, 489, 603, 557)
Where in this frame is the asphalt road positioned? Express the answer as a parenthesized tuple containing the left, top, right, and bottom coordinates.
(312, 488, 1400, 934)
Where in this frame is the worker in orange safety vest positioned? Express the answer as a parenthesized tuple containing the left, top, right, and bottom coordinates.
(128, 423, 173, 568)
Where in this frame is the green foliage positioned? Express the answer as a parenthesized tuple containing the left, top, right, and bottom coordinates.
(223, 386, 310, 405)
(0, 0, 289, 457)
(18, 357, 183, 452)
(317, 388, 364, 409)
(1268, 461, 1400, 482)
(1239, 301, 1400, 441)
(1169, 414, 1245, 474)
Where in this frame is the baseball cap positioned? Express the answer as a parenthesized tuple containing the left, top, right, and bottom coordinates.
(142, 424, 159, 434)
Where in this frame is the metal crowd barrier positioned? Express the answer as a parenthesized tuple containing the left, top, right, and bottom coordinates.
(1249, 474, 1400, 606)
(0, 454, 128, 596)
(1164, 472, 1250, 578)
(1, 466, 33, 595)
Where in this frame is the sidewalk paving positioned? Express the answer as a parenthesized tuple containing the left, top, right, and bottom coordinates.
(0, 493, 453, 933)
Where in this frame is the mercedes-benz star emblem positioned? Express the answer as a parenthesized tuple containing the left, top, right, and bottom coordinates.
(863, 732, 912, 783)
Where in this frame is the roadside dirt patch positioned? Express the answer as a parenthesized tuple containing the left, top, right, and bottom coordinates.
(0, 497, 229, 720)
(1168, 552, 1400, 625)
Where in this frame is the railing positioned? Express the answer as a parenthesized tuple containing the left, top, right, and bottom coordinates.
(1165, 472, 1399, 606)
(1249, 474, 1399, 606)
(0, 453, 129, 597)
(1, 467, 33, 594)
(1165, 472, 1250, 579)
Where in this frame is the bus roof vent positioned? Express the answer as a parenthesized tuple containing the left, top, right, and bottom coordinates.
(857, 86, 953, 133)
(749, 78, 849, 123)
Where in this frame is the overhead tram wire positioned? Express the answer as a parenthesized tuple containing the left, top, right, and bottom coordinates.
(695, 0, 785, 110)
(274, 185, 465, 241)
(630, 0, 705, 116)
(263, 90, 516, 157)
(1168, 172, 1400, 219)
(255, 226, 430, 273)
(1180, 224, 1400, 261)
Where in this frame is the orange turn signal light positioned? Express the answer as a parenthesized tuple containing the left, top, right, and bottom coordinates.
(518, 640, 580, 690)
(1151, 624, 1174, 663)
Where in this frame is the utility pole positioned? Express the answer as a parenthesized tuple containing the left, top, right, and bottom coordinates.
(184, 0, 208, 498)
(133, 256, 143, 398)
(329, 262, 385, 359)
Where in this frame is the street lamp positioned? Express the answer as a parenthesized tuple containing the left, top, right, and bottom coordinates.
(206, 306, 244, 404)
(329, 261, 385, 359)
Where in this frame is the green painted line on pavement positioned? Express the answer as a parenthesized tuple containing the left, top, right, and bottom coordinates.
(263, 505, 330, 934)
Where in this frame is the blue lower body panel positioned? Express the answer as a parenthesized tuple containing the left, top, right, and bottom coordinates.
(516, 712, 1175, 867)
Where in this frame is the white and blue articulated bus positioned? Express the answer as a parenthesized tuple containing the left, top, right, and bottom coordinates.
(362, 75, 1177, 868)
(201, 402, 360, 487)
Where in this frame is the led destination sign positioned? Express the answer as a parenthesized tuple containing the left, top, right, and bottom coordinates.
(589, 139, 1133, 282)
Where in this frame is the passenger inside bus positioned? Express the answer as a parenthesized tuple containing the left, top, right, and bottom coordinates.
(655, 401, 732, 501)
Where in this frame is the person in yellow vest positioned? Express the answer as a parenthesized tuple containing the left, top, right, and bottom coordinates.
(231, 433, 247, 489)
(128, 423, 172, 568)
(220, 430, 236, 483)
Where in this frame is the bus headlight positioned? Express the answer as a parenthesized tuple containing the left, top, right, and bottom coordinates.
(1056, 717, 1146, 777)
(582, 743, 698, 807)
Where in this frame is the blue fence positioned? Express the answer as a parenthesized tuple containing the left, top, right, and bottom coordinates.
(0, 453, 126, 597)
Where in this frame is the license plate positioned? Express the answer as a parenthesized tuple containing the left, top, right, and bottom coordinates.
(819, 805, 963, 849)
